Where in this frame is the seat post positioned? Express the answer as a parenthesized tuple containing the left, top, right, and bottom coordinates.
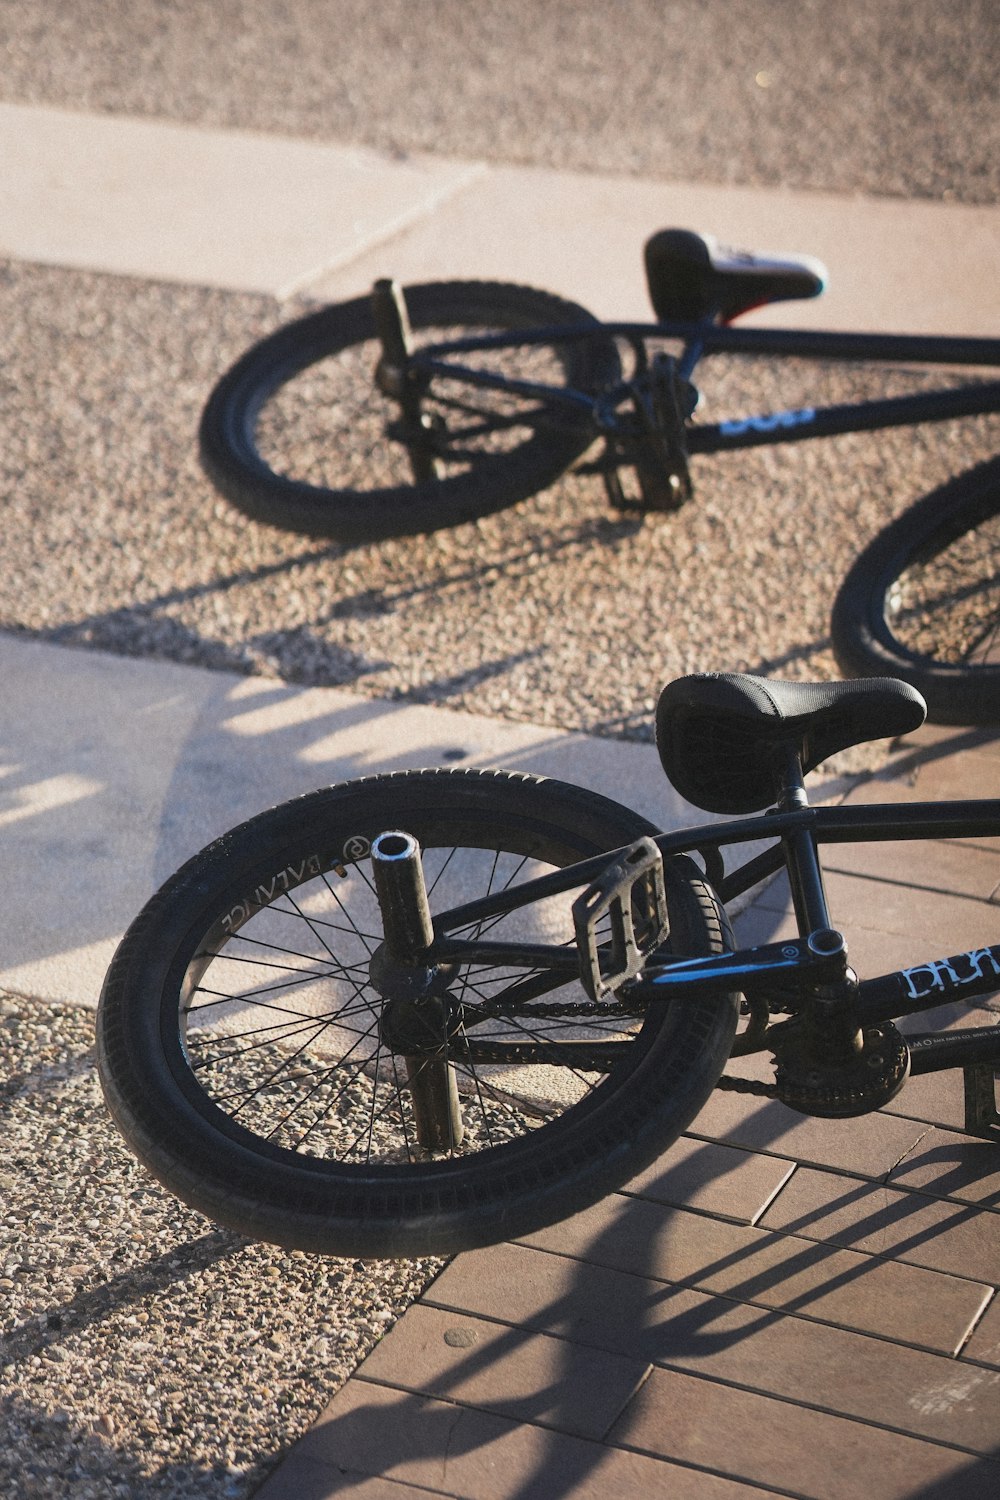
(770, 744, 870, 1077)
(775, 743, 833, 934)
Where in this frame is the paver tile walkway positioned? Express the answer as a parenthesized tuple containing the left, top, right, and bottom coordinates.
(255, 723, 1000, 1498)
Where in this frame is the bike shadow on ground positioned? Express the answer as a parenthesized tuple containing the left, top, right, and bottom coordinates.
(292, 1024, 998, 1499)
(38, 506, 643, 656)
(286, 834, 1000, 1497)
(290, 1191, 998, 1497)
(33, 505, 654, 709)
(1, 609, 554, 1000)
(31, 484, 846, 732)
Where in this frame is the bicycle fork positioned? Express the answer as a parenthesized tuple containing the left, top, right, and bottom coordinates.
(371, 279, 443, 485)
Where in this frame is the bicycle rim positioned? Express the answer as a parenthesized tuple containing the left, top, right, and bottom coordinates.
(98, 770, 736, 1256)
(199, 283, 616, 539)
(832, 457, 1000, 725)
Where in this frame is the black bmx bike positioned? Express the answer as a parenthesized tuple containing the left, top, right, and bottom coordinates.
(97, 671, 1000, 1259)
(198, 229, 1000, 725)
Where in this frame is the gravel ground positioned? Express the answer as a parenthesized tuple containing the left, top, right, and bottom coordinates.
(2, 10, 998, 1487)
(3, 258, 998, 742)
(2, 249, 998, 1499)
(0, 990, 444, 1499)
(1, 0, 997, 205)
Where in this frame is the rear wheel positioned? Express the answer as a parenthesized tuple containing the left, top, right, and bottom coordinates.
(97, 769, 737, 1257)
(831, 457, 1000, 724)
(199, 281, 617, 541)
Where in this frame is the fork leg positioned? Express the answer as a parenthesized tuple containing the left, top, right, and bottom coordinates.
(371, 279, 441, 484)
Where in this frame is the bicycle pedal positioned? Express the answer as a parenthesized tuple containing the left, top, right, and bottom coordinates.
(573, 837, 669, 1001)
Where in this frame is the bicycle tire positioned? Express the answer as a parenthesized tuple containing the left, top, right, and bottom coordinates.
(831, 456, 1000, 725)
(198, 281, 617, 541)
(97, 768, 737, 1258)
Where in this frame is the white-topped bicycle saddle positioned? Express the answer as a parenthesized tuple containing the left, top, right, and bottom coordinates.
(644, 228, 828, 324)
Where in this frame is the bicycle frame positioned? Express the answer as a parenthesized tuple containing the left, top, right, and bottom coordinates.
(411, 320, 1000, 461)
(367, 294, 1000, 1134)
(425, 794, 1000, 1138)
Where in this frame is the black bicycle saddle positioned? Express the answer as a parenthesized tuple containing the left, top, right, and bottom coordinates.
(644, 228, 827, 324)
(656, 672, 926, 814)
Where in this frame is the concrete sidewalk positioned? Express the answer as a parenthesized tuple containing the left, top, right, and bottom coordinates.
(2, 100, 999, 331)
(0, 632, 722, 1008)
(2, 100, 998, 1500)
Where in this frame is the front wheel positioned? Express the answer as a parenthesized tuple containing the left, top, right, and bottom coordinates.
(97, 769, 737, 1258)
(831, 456, 1000, 725)
(198, 281, 618, 541)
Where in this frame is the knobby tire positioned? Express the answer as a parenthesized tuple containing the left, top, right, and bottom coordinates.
(97, 769, 737, 1258)
(832, 456, 1000, 724)
(199, 282, 617, 541)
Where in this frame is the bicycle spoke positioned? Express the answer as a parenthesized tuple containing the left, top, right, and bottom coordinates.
(179, 825, 654, 1165)
(890, 513, 1000, 668)
(98, 766, 739, 1256)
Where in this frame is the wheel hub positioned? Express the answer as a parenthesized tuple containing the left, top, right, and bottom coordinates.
(378, 992, 466, 1058)
(370, 942, 463, 1056)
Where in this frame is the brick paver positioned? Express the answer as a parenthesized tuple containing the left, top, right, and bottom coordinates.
(606, 1365, 997, 1499)
(758, 1167, 999, 1281)
(424, 1242, 999, 1451)
(349, 1303, 647, 1440)
(963, 1296, 1000, 1369)
(518, 1193, 989, 1354)
(888, 1129, 1000, 1207)
(257, 724, 1000, 1498)
(622, 1135, 794, 1223)
(256, 1379, 785, 1500)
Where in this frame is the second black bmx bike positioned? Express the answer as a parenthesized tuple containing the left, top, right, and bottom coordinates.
(199, 229, 1000, 725)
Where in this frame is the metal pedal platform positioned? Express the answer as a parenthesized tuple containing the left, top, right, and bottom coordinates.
(573, 837, 669, 1001)
(964, 1062, 1000, 1141)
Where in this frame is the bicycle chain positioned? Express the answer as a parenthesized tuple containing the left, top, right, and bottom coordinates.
(471, 997, 643, 1021)
(462, 995, 651, 1069)
(470, 995, 871, 1106)
(715, 1073, 778, 1098)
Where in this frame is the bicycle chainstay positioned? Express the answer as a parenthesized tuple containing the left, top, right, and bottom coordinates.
(459, 994, 645, 1069)
(462, 995, 779, 1091)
